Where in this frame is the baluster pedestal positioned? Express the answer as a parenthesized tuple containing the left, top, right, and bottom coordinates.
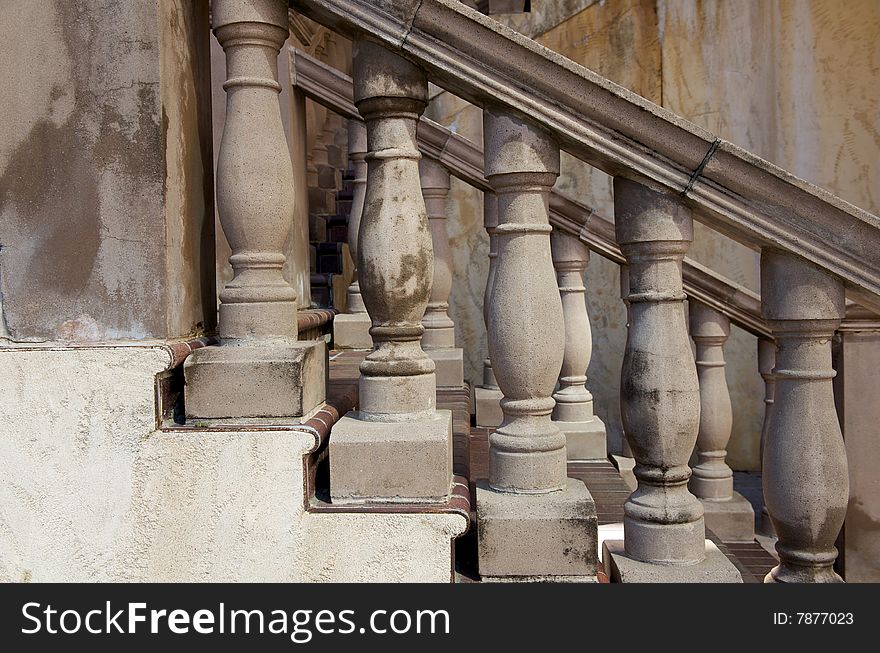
(185, 0, 326, 422)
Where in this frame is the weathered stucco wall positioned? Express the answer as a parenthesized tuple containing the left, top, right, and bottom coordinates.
(431, 0, 879, 470)
(660, 0, 879, 469)
(0, 345, 466, 582)
(0, 1, 215, 343)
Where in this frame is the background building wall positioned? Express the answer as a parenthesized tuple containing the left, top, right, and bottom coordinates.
(0, 0, 215, 342)
(430, 0, 879, 470)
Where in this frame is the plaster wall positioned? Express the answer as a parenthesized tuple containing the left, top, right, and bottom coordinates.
(0, 345, 465, 582)
(0, 0, 215, 343)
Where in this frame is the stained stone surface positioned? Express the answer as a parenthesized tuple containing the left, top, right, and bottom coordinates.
(477, 478, 598, 579)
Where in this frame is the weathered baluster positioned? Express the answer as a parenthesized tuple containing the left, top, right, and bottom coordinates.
(757, 337, 776, 536)
(329, 40, 452, 503)
(603, 177, 740, 582)
(332, 120, 372, 348)
(184, 0, 325, 420)
(346, 120, 367, 314)
(761, 250, 847, 582)
(475, 192, 504, 427)
(550, 231, 607, 460)
(420, 159, 464, 387)
(477, 110, 596, 581)
(689, 301, 755, 541)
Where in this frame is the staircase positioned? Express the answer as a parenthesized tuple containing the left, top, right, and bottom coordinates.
(196, 0, 880, 582)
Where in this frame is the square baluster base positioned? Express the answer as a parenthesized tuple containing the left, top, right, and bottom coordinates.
(700, 491, 756, 543)
(557, 417, 607, 461)
(477, 478, 598, 581)
(183, 340, 326, 421)
(603, 539, 743, 583)
(329, 410, 454, 503)
(333, 312, 373, 350)
(426, 348, 464, 388)
(475, 386, 503, 428)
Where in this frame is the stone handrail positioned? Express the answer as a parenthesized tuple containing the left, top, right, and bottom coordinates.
(290, 0, 880, 315)
(290, 47, 770, 338)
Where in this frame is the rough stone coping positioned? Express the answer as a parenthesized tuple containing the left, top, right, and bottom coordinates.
(311, 475, 471, 523)
(297, 307, 337, 333)
(291, 0, 880, 313)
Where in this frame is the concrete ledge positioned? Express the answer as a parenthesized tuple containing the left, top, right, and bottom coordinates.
(701, 491, 756, 543)
(557, 416, 607, 460)
(333, 312, 372, 349)
(329, 410, 453, 503)
(475, 385, 503, 427)
(603, 539, 743, 583)
(477, 478, 597, 580)
(183, 341, 326, 420)
(426, 348, 464, 387)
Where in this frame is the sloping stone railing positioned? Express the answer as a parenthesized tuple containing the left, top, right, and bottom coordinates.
(291, 0, 880, 316)
(207, 0, 878, 582)
(289, 47, 771, 339)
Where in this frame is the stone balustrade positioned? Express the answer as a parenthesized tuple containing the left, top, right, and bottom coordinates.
(239, 4, 872, 583)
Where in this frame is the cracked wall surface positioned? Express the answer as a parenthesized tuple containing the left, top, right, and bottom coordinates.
(0, 0, 215, 343)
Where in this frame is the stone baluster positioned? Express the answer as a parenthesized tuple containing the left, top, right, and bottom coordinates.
(346, 120, 367, 314)
(184, 0, 325, 421)
(419, 159, 464, 387)
(761, 250, 848, 582)
(332, 120, 371, 349)
(329, 40, 452, 503)
(550, 231, 607, 460)
(603, 177, 739, 582)
(757, 337, 776, 536)
(608, 265, 637, 489)
(688, 301, 754, 541)
(477, 110, 596, 582)
(475, 191, 504, 427)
